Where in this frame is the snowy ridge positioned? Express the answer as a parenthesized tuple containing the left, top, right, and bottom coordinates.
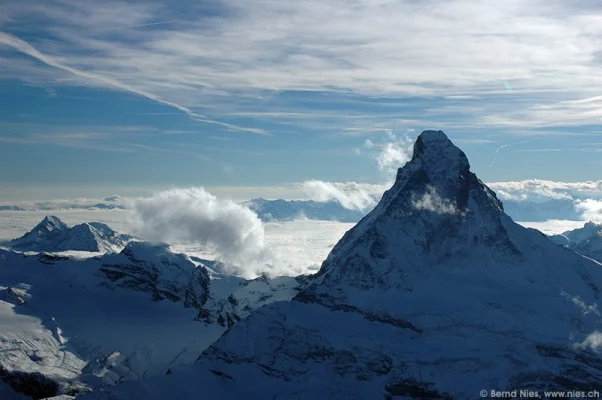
(86, 130, 602, 400)
(0, 241, 301, 398)
(550, 222, 602, 263)
(6, 216, 130, 253)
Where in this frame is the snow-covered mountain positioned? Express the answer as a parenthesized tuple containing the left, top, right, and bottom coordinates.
(549, 222, 602, 263)
(6, 216, 130, 253)
(242, 198, 365, 222)
(0, 242, 300, 398)
(0, 202, 124, 212)
(88, 130, 602, 400)
(0, 205, 25, 211)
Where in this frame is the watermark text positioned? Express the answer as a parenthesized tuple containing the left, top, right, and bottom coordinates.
(480, 390, 600, 399)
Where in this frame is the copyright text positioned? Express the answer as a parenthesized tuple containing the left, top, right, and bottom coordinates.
(480, 390, 600, 399)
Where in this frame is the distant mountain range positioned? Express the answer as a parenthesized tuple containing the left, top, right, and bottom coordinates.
(242, 198, 365, 222)
(0, 194, 589, 223)
(502, 198, 584, 221)
(0, 203, 124, 212)
(0, 205, 25, 211)
(243, 196, 587, 223)
(5, 216, 131, 253)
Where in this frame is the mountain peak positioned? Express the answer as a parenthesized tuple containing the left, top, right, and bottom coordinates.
(417, 129, 448, 141)
(583, 221, 601, 230)
(409, 130, 469, 177)
(312, 130, 515, 292)
(9, 217, 126, 253)
(35, 215, 68, 232)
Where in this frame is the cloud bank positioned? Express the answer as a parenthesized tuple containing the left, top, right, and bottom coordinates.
(574, 199, 602, 223)
(0, 197, 126, 211)
(127, 187, 321, 277)
(488, 179, 602, 202)
(300, 181, 386, 212)
(128, 188, 266, 272)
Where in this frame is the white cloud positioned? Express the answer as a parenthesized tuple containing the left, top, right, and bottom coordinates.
(411, 186, 462, 215)
(574, 199, 602, 223)
(376, 135, 413, 179)
(494, 190, 528, 202)
(300, 180, 386, 212)
(127, 188, 268, 273)
(126, 187, 326, 277)
(488, 179, 602, 202)
(1, 0, 602, 130)
(577, 331, 602, 354)
(0, 31, 266, 135)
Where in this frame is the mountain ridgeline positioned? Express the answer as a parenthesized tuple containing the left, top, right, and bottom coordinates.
(0, 240, 299, 397)
(243, 198, 365, 222)
(6, 216, 130, 253)
(550, 222, 602, 263)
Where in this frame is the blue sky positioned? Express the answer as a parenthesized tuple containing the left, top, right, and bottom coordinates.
(1, 0, 602, 201)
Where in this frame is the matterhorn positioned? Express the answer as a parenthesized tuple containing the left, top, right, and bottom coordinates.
(86, 131, 602, 400)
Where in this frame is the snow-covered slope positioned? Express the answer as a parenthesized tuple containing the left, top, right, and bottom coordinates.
(87, 130, 602, 400)
(550, 222, 602, 263)
(243, 198, 365, 222)
(0, 243, 301, 398)
(6, 216, 130, 253)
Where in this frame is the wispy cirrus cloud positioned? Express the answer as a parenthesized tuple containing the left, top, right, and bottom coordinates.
(0, 31, 267, 135)
(0, 123, 219, 158)
(0, 0, 602, 135)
